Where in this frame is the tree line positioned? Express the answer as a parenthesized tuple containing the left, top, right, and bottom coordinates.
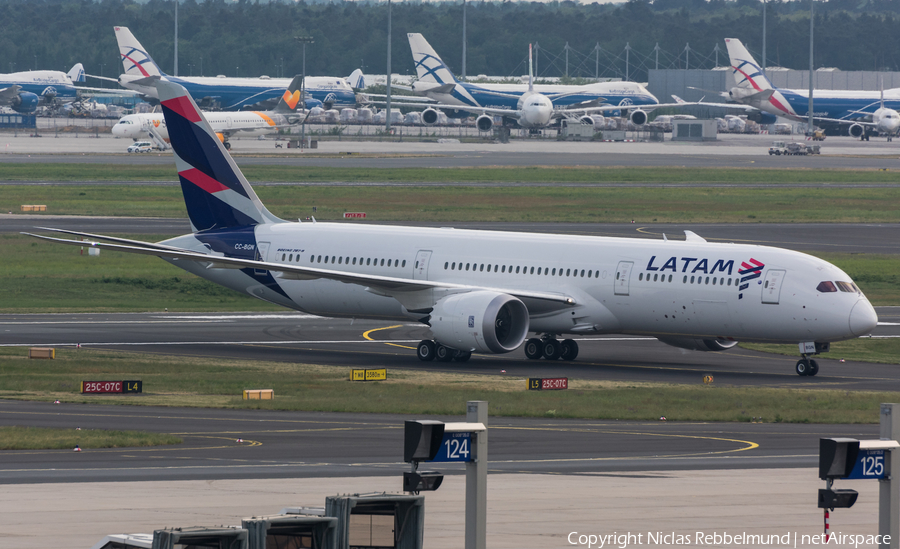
(1, 0, 899, 85)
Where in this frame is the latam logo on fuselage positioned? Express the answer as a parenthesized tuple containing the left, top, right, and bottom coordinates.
(647, 256, 767, 300)
(646, 256, 735, 275)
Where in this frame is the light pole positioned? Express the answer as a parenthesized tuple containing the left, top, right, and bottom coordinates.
(461, 0, 466, 81)
(294, 36, 315, 148)
(385, 0, 392, 133)
(808, 0, 814, 135)
(762, 0, 767, 76)
(174, 0, 179, 76)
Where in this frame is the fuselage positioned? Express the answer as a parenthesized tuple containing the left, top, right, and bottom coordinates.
(112, 112, 284, 140)
(119, 74, 356, 111)
(1, 70, 79, 104)
(412, 80, 658, 112)
(161, 222, 877, 345)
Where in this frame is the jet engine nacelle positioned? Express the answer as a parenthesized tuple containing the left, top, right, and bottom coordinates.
(429, 291, 530, 354)
(629, 109, 648, 126)
(421, 107, 440, 125)
(849, 123, 865, 138)
(11, 91, 39, 114)
(748, 111, 778, 125)
(580, 115, 596, 126)
(475, 114, 494, 132)
(656, 337, 739, 352)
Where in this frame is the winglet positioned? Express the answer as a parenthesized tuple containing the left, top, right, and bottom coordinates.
(157, 80, 282, 232)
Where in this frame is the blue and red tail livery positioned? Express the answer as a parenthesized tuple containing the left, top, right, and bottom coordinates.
(157, 80, 281, 232)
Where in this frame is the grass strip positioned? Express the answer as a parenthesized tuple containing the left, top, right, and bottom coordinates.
(0, 425, 182, 450)
(2, 164, 900, 184)
(742, 338, 900, 365)
(6, 184, 900, 223)
(0, 347, 895, 423)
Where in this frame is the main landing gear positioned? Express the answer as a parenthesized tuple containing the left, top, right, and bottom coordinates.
(524, 337, 579, 361)
(416, 340, 472, 362)
(795, 356, 820, 377)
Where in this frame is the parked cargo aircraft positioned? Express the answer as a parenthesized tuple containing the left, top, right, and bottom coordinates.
(27, 81, 878, 376)
(0, 63, 119, 113)
(112, 26, 359, 111)
(112, 75, 307, 149)
(401, 33, 679, 131)
(725, 38, 900, 139)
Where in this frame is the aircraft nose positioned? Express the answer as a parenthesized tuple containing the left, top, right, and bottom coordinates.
(849, 299, 878, 336)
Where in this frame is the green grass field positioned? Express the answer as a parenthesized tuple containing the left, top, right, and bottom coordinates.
(0, 426, 181, 450)
(0, 346, 893, 423)
(6, 183, 900, 223)
(3, 163, 900, 184)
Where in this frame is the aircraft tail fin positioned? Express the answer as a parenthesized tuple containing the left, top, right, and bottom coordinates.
(274, 75, 305, 113)
(115, 26, 164, 78)
(724, 38, 773, 92)
(68, 63, 85, 83)
(157, 80, 283, 233)
(408, 33, 458, 86)
(348, 69, 366, 90)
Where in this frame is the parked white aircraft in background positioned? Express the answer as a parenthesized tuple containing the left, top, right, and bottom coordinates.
(399, 34, 689, 131)
(725, 38, 900, 140)
(0, 63, 125, 113)
(112, 75, 306, 149)
(28, 81, 878, 377)
(110, 26, 360, 111)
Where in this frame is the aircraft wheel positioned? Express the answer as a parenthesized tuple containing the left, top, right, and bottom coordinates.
(435, 344, 454, 362)
(524, 338, 542, 360)
(453, 350, 472, 362)
(808, 359, 819, 376)
(560, 339, 579, 361)
(224, 141, 232, 150)
(417, 340, 436, 362)
(795, 359, 811, 376)
(542, 339, 562, 360)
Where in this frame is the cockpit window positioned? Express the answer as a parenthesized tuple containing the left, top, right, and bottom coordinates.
(836, 281, 857, 293)
(816, 281, 837, 293)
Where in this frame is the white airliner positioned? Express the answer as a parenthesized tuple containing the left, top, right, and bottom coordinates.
(27, 80, 879, 377)
(399, 33, 688, 132)
(724, 38, 900, 139)
(112, 26, 361, 111)
(112, 76, 306, 149)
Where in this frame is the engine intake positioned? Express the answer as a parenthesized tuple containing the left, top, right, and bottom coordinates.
(421, 108, 439, 125)
(475, 114, 494, 132)
(630, 109, 648, 126)
(429, 291, 529, 353)
(849, 123, 865, 138)
(656, 337, 738, 352)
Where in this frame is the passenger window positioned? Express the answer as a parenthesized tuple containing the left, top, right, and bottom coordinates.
(530, 267, 535, 274)
(580, 270, 585, 277)
(452, 262, 456, 270)
(683, 276, 687, 283)
(690, 276, 695, 283)
(712, 277, 716, 285)
(317, 255, 322, 263)
(566, 269, 570, 276)
(653, 274, 658, 282)
(728, 278, 731, 286)
(310, 255, 315, 263)
(338, 257, 343, 264)
(502, 265, 506, 273)
(387, 259, 391, 267)
(515, 266, 520, 274)
(289, 254, 293, 262)
(817, 281, 838, 293)
(553, 268, 557, 276)
(538, 267, 542, 275)
(402, 260, 406, 267)
(487, 265, 492, 272)
(367, 258, 371, 265)
(380, 259, 385, 266)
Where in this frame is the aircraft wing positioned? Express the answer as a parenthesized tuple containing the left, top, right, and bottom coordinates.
(558, 101, 702, 117)
(24, 229, 577, 308)
(0, 85, 22, 104)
